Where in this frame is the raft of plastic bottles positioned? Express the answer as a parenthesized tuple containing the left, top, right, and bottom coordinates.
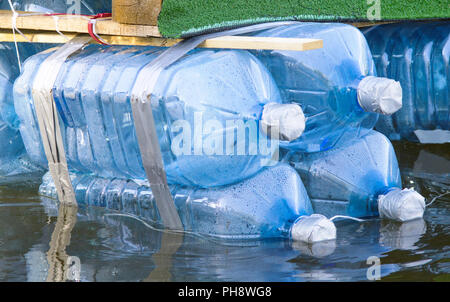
(0, 1, 448, 243)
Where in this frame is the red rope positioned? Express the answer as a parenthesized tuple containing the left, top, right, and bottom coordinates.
(87, 13, 113, 45)
(39, 12, 113, 45)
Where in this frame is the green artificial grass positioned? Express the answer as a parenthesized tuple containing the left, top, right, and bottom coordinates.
(158, 0, 450, 38)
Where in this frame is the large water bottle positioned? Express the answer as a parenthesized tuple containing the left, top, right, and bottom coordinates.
(0, 0, 111, 14)
(38, 164, 329, 241)
(14, 45, 305, 187)
(0, 43, 45, 179)
(363, 22, 450, 143)
(284, 130, 426, 221)
(251, 23, 403, 152)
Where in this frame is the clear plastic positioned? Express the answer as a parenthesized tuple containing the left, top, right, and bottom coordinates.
(250, 23, 390, 152)
(0, 0, 111, 14)
(39, 164, 314, 240)
(285, 130, 405, 218)
(14, 45, 285, 188)
(0, 42, 45, 179)
(363, 22, 450, 142)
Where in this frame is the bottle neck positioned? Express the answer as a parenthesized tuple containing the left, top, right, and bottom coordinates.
(379, 187, 401, 196)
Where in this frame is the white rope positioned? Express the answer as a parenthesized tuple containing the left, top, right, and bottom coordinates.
(104, 213, 193, 237)
(6, 1, 97, 71)
(52, 15, 70, 42)
(7, 0, 50, 71)
(330, 215, 365, 222)
(426, 191, 450, 207)
(8, 0, 24, 72)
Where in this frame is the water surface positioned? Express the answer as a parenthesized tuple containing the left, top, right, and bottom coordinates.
(0, 142, 448, 282)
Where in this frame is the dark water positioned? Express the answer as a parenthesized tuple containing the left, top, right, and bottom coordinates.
(0, 142, 448, 282)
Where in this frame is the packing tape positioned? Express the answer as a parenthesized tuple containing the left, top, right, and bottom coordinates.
(31, 35, 92, 206)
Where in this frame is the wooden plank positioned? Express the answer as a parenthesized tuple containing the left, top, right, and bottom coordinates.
(0, 28, 323, 51)
(200, 36, 322, 51)
(350, 21, 398, 28)
(0, 10, 162, 37)
(0, 28, 177, 46)
(112, 0, 162, 26)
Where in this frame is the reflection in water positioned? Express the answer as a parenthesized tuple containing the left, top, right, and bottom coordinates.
(144, 231, 184, 282)
(413, 150, 449, 178)
(33, 198, 186, 282)
(291, 240, 336, 258)
(46, 203, 78, 282)
(1, 142, 449, 281)
(394, 142, 450, 193)
(379, 219, 427, 251)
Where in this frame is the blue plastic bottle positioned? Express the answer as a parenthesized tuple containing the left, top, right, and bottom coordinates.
(14, 45, 306, 187)
(251, 23, 403, 152)
(0, 43, 45, 179)
(1, 0, 111, 14)
(363, 22, 450, 143)
(0, 43, 21, 129)
(284, 130, 426, 221)
(39, 164, 315, 240)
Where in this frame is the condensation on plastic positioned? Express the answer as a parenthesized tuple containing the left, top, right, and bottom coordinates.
(31, 36, 91, 205)
(288, 128, 428, 222)
(250, 23, 380, 153)
(378, 188, 426, 222)
(16, 46, 281, 185)
(129, 21, 304, 230)
(357, 76, 403, 115)
(290, 214, 337, 243)
(287, 130, 402, 218)
(39, 164, 314, 240)
(261, 102, 305, 141)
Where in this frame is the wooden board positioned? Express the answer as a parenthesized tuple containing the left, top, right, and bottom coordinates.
(0, 10, 162, 37)
(200, 36, 322, 51)
(350, 21, 397, 28)
(0, 28, 323, 51)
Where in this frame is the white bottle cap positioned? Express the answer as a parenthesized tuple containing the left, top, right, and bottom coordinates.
(261, 103, 305, 142)
(357, 76, 403, 115)
(291, 214, 337, 243)
(378, 188, 426, 222)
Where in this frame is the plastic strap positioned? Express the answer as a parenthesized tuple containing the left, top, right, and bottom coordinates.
(32, 36, 92, 206)
(130, 21, 299, 230)
(87, 13, 112, 45)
